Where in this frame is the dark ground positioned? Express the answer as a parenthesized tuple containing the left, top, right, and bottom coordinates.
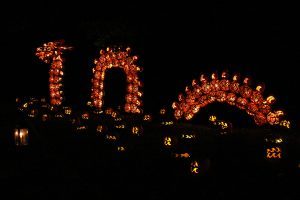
(0, 109, 299, 199)
(1, 2, 300, 199)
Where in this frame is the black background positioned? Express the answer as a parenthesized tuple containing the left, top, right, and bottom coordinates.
(1, 2, 299, 123)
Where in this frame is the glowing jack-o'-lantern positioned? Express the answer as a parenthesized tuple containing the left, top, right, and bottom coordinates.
(105, 134, 118, 141)
(14, 128, 29, 146)
(161, 120, 174, 126)
(216, 120, 232, 135)
(190, 159, 211, 175)
(81, 112, 89, 120)
(160, 108, 166, 115)
(163, 136, 178, 148)
(105, 108, 113, 115)
(209, 115, 217, 123)
(117, 146, 126, 152)
(64, 106, 72, 115)
(76, 125, 87, 131)
(181, 134, 196, 139)
(266, 147, 282, 159)
(115, 124, 126, 129)
(143, 114, 152, 122)
(163, 136, 172, 146)
(264, 134, 284, 160)
(131, 126, 143, 136)
(190, 160, 199, 174)
(96, 125, 107, 133)
(209, 115, 232, 134)
(111, 111, 117, 118)
(280, 120, 291, 129)
(264, 134, 285, 144)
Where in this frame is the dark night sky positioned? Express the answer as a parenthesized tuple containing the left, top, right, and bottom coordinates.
(1, 2, 299, 122)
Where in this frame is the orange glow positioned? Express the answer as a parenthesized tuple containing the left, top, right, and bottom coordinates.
(221, 70, 228, 79)
(160, 108, 166, 115)
(243, 77, 251, 85)
(91, 46, 143, 113)
(132, 126, 142, 136)
(14, 128, 29, 146)
(96, 125, 105, 133)
(266, 147, 282, 159)
(117, 146, 126, 152)
(190, 161, 199, 174)
(232, 73, 240, 81)
(266, 96, 276, 104)
(211, 72, 218, 80)
(143, 114, 152, 122)
(163, 137, 172, 146)
(36, 40, 72, 106)
(172, 70, 286, 126)
(280, 120, 291, 129)
(209, 115, 217, 122)
(106, 134, 117, 140)
(173, 152, 190, 158)
(256, 84, 265, 93)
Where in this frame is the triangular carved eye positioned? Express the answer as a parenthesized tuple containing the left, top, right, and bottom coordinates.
(221, 70, 229, 79)
(243, 76, 253, 85)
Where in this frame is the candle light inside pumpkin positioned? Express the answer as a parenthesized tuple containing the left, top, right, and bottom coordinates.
(14, 128, 29, 146)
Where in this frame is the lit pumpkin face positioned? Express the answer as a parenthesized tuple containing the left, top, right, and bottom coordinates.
(266, 147, 282, 159)
(280, 120, 291, 129)
(117, 146, 126, 152)
(264, 134, 285, 160)
(163, 136, 178, 148)
(131, 126, 143, 136)
(96, 124, 107, 134)
(190, 160, 199, 174)
(105, 134, 118, 141)
(163, 136, 173, 147)
(190, 159, 211, 175)
(143, 114, 152, 122)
